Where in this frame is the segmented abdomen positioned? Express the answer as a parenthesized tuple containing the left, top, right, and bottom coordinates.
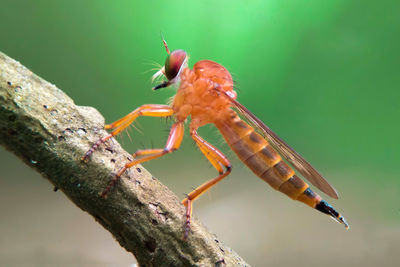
(215, 112, 321, 208)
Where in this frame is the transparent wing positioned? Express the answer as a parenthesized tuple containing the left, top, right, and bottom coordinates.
(220, 90, 339, 199)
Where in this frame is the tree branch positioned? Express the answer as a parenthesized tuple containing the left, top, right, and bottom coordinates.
(0, 51, 249, 266)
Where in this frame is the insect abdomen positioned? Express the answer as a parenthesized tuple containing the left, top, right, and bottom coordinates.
(216, 112, 348, 227)
(216, 114, 319, 207)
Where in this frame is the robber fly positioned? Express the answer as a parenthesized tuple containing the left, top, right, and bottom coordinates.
(83, 40, 348, 239)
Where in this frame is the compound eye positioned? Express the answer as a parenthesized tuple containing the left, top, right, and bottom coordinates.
(165, 50, 187, 80)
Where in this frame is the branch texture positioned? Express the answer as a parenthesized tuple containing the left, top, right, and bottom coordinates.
(0, 51, 249, 266)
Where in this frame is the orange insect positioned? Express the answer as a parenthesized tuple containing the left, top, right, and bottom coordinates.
(83, 40, 349, 238)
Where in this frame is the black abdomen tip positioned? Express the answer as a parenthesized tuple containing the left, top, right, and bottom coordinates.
(316, 200, 339, 217)
(316, 200, 349, 229)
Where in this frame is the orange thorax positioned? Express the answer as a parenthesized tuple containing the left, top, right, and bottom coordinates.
(172, 60, 236, 126)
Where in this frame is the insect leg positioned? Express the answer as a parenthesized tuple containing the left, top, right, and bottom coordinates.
(100, 121, 184, 198)
(104, 104, 172, 130)
(82, 104, 173, 161)
(182, 129, 232, 239)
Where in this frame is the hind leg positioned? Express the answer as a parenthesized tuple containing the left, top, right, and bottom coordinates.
(182, 128, 232, 239)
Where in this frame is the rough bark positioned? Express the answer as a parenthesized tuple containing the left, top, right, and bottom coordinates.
(0, 51, 249, 266)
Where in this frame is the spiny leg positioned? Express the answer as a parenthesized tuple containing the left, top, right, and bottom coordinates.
(101, 121, 184, 198)
(105, 104, 172, 130)
(182, 128, 232, 239)
(82, 104, 173, 161)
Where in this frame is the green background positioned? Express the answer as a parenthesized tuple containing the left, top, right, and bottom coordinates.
(1, 0, 399, 266)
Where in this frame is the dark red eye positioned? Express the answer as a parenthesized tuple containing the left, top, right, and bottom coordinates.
(165, 50, 187, 80)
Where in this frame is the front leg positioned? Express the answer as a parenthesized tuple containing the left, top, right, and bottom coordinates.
(82, 104, 173, 161)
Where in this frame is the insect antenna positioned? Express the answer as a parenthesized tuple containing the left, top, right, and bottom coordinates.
(160, 33, 170, 54)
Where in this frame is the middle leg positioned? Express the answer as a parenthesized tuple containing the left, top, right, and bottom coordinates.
(101, 121, 184, 198)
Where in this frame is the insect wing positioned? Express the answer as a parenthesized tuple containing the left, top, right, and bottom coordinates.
(221, 91, 339, 199)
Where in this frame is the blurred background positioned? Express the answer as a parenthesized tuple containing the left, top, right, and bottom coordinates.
(1, 0, 399, 266)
